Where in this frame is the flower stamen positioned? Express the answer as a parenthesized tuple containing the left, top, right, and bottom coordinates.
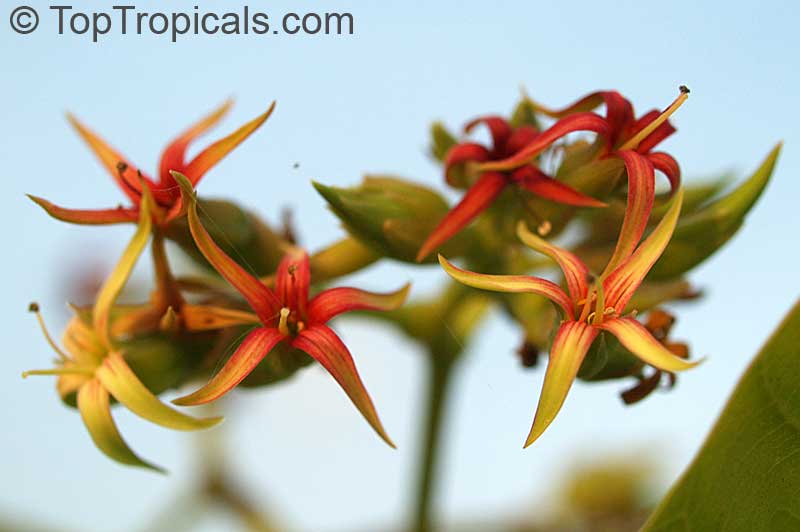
(28, 302, 69, 362)
(618, 86, 689, 151)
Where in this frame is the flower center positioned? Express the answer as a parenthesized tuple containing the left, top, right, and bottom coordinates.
(278, 307, 305, 336)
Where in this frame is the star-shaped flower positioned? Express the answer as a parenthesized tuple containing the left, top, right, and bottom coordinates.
(439, 158, 700, 446)
(29, 100, 274, 227)
(171, 173, 410, 447)
(25, 193, 221, 471)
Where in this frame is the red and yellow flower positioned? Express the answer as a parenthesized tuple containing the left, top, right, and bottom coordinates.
(170, 173, 410, 447)
(439, 158, 700, 446)
(416, 113, 608, 261)
(24, 193, 221, 471)
(417, 88, 690, 262)
(29, 100, 274, 227)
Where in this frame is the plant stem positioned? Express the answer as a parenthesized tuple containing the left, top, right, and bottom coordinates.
(411, 357, 455, 532)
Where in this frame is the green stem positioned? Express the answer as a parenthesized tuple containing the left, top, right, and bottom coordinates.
(411, 357, 455, 532)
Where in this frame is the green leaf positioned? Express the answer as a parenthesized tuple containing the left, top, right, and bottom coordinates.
(429, 121, 458, 163)
(313, 176, 474, 263)
(643, 297, 800, 531)
(649, 144, 781, 279)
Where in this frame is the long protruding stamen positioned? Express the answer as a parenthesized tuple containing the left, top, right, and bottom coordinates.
(592, 282, 606, 325)
(22, 366, 95, 378)
(278, 308, 291, 336)
(618, 86, 690, 151)
(28, 302, 69, 362)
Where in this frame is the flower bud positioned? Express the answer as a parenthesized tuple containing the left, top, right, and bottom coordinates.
(313, 176, 474, 263)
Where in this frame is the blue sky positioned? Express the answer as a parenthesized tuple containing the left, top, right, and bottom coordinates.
(1, 1, 799, 530)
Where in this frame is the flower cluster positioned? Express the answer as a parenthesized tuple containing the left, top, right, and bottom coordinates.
(26, 87, 779, 468)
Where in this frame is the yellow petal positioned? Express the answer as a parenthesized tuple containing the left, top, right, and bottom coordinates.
(77, 379, 164, 472)
(92, 194, 152, 349)
(180, 304, 261, 331)
(439, 254, 575, 319)
(96, 352, 223, 431)
(516, 221, 589, 302)
(603, 188, 684, 313)
(525, 321, 599, 447)
(598, 317, 701, 372)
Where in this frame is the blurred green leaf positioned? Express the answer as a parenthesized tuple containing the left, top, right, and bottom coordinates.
(649, 144, 780, 279)
(313, 176, 474, 263)
(430, 121, 458, 162)
(643, 297, 800, 532)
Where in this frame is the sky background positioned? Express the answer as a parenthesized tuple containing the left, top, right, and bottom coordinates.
(1, 0, 799, 530)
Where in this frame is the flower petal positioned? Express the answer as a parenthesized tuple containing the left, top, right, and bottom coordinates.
(158, 99, 233, 185)
(27, 195, 139, 225)
(96, 352, 223, 430)
(479, 113, 611, 172)
(292, 325, 394, 447)
(416, 171, 507, 262)
(172, 327, 285, 406)
(598, 317, 700, 372)
(77, 379, 164, 472)
(463, 116, 513, 150)
(183, 102, 276, 186)
(504, 126, 539, 156)
(516, 221, 589, 302)
(180, 304, 261, 332)
(647, 151, 681, 192)
(618, 88, 688, 152)
(92, 195, 152, 349)
(604, 188, 684, 312)
(438, 255, 574, 319)
(66, 113, 153, 204)
(443, 142, 490, 186)
(275, 248, 311, 317)
(173, 172, 281, 321)
(511, 166, 607, 207)
(308, 283, 411, 324)
(601, 150, 656, 276)
(631, 109, 677, 153)
(525, 321, 599, 447)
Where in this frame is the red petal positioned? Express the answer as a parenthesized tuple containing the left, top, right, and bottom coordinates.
(647, 151, 681, 192)
(632, 110, 676, 153)
(292, 325, 394, 447)
(275, 249, 311, 317)
(307, 283, 410, 324)
(601, 151, 655, 275)
(479, 113, 611, 172)
(516, 221, 589, 302)
(603, 189, 684, 313)
(174, 172, 280, 321)
(28, 195, 139, 225)
(416, 171, 507, 262)
(172, 327, 284, 405)
(158, 100, 233, 185)
(504, 126, 539, 156)
(66, 113, 156, 205)
(443, 143, 490, 186)
(525, 90, 633, 146)
(511, 166, 606, 207)
(464, 116, 513, 151)
(183, 102, 275, 186)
